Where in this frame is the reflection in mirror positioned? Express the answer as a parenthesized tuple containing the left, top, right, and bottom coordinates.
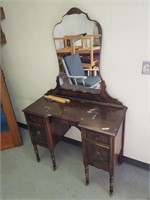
(53, 8, 102, 90)
(0, 102, 9, 132)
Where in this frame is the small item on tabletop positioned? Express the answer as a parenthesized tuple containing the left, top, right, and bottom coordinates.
(44, 95, 70, 104)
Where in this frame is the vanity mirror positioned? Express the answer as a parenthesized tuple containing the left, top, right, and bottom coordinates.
(53, 7, 102, 90)
(51, 7, 122, 106)
(54, 7, 102, 91)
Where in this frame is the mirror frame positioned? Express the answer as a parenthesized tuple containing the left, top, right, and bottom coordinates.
(48, 7, 123, 107)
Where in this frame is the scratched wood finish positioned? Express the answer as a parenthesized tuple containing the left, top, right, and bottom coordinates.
(24, 97, 126, 136)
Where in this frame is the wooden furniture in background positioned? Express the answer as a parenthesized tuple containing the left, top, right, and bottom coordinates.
(0, 7, 22, 150)
(55, 34, 101, 69)
(0, 68, 23, 150)
(72, 34, 100, 68)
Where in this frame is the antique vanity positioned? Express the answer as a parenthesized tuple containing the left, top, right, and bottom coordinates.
(23, 8, 127, 196)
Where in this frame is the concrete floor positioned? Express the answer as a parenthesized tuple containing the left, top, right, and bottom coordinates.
(0, 128, 149, 200)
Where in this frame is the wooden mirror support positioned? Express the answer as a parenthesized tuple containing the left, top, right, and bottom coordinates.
(47, 7, 122, 107)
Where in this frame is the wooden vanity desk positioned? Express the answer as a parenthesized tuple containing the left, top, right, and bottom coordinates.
(23, 84, 127, 196)
(23, 7, 127, 196)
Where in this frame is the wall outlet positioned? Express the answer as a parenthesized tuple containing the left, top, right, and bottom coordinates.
(142, 61, 150, 75)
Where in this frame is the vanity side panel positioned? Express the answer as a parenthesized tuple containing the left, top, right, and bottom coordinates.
(115, 123, 123, 163)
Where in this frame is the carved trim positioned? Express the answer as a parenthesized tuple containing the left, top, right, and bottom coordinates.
(47, 77, 123, 107)
(66, 7, 83, 15)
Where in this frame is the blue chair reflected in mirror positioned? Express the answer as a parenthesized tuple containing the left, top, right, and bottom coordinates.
(61, 54, 101, 89)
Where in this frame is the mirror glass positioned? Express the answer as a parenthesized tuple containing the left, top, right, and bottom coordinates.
(53, 8, 102, 90)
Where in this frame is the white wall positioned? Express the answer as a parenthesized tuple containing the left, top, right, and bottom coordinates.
(1, 0, 149, 164)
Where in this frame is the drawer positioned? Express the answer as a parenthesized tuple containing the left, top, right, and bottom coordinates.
(85, 130, 109, 145)
(28, 123, 47, 143)
(51, 118, 71, 136)
(26, 114, 43, 124)
(86, 141, 110, 170)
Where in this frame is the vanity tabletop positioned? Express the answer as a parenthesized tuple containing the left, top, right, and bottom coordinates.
(23, 96, 127, 136)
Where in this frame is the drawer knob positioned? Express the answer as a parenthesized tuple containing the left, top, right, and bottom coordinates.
(36, 130, 41, 135)
(96, 151, 101, 156)
(95, 136, 100, 140)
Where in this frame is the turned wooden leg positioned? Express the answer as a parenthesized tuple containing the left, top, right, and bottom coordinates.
(50, 150, 57, 171)
(109, 174, 114, 196)
(84, 165, 89, 185)
(44, 118, 57, 171)
(33, 144, 40, 162)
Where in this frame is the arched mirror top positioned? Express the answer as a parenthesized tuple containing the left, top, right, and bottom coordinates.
(54, 8, 102, 45)
(50, 7, 123, 106)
